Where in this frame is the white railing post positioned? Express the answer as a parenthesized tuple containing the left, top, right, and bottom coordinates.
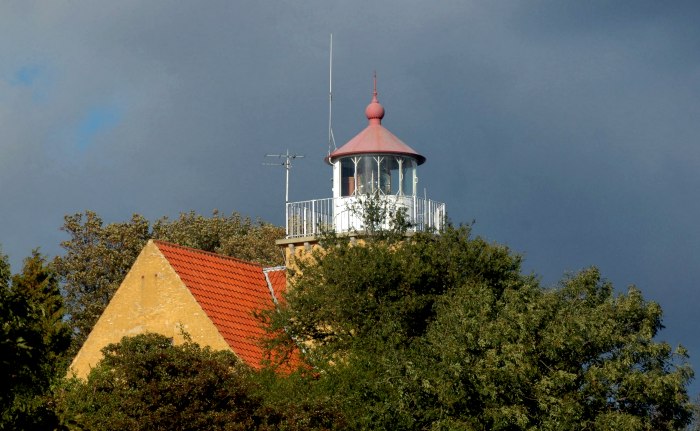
(312, 199, 316, 236)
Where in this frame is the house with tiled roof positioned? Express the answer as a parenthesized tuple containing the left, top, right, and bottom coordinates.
(69, 239, 288, 378)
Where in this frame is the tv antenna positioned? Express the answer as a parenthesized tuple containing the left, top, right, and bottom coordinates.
(263, 150, 305, 203)
(328, 33, 336, 156)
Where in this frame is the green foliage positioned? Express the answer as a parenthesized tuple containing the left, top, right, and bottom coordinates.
(253, 368, 348, 430)
(344, 192, 413, 238)
(271, 226, 521, 362)
(54, 211, 150, 357)
(57, 333, 261, 430)
(152, 210, 284, 266)
(423, 267, 692, 430)
(54, 210, 284, 355)
(56, 333, 343, 431)
(264, 226, 693, 430)
(688, 398, 700, 431)
(0, 249, 72, 429)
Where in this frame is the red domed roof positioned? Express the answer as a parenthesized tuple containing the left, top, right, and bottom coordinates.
(326, 82, 425, 165)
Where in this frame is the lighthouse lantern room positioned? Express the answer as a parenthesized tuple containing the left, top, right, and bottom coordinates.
(282, 77, 445, 240)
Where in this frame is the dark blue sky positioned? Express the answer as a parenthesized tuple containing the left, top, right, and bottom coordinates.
(1, 1, 699, 393)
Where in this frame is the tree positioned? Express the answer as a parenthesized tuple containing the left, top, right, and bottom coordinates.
(56, 333, 343, 431)
(0, 249, 72, 429)
(56, 333, 262, 430)
(264, 226, 693, 430)
(688, 398, 700, 431)
(152, 210, 284, 266)
(422, 267, 692, 430)
(54, 211, 150, 357)
(54, 210, 284, 355)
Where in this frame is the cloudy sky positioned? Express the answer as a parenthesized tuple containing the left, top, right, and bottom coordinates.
(2, 1, 699, 392)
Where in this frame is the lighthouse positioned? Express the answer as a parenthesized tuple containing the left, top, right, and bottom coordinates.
(280, 78, 445, 246)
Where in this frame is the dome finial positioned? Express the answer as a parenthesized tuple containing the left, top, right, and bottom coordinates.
(365, 71, 385, 124)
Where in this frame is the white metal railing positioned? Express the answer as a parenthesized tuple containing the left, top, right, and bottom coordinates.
(285, 198, 334, 238)
(285, 196, 446, 238)
(412, 195, 446, 233)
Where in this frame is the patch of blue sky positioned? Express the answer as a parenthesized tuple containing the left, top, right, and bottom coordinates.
(76, 105, 122, 151)
(12, 65, 42, 86)
(9, 64, 52, 103)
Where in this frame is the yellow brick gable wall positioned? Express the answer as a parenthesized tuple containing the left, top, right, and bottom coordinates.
(69, 240, 232, 379)
(281, 237, 365, 277)
(283, 242, 323, 273)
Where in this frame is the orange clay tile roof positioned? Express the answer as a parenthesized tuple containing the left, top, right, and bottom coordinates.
(153, 240, 289, 369)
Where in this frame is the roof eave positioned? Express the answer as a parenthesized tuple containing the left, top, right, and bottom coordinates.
(327, 150, 426, 165)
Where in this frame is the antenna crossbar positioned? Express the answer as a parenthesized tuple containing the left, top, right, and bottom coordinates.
(263, 150, 305, 203)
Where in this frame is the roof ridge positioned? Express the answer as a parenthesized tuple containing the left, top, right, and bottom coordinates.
(263, 269, 280, 305)
(152, 239, 264, 268)
(263, 265, 286, 273)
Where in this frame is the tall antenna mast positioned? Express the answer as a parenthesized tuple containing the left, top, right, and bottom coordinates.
(263, 150, 305, 203)
(328, 33, 336, 156)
